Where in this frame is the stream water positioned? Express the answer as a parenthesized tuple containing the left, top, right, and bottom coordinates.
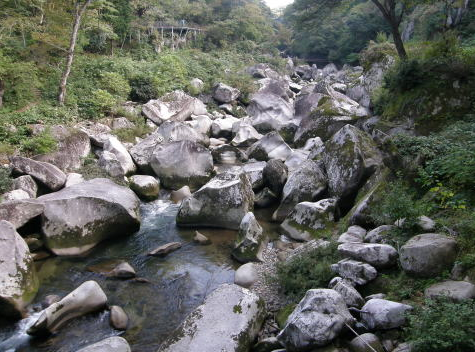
(0, 197, 278, 352)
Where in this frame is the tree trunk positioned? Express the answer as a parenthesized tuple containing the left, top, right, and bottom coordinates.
(0, 80, 5, 109)
(391, 22, 407, 59)
(58, 0, 92, 105)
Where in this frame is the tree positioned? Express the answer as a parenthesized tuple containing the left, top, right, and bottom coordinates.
(58, 0, 93, 105)
(370, 0, 408, 59)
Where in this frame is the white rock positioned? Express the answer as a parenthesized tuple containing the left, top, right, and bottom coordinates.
(234, 263, 258, 288)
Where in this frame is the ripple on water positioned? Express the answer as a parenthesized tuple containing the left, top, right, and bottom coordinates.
(0, 199, 237, 352)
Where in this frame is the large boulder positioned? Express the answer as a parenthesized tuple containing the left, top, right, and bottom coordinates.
(37, 178, 141, 256)
(157, 121, 209, 146)
(331, 259, 378, 286)
(76, 337, 131, 352)
(143, 90, 205, 125)
(338, 225, 366, 243)
(212, 83, 240, 103)
(10, 156, 66, 191)
(273, 160, 327, 222)
(338, 243, 398, 268)
(129, 175, 160, 200)
(424, 280, 475, 302)
(12, 175, 38, 198)
(211, 116, 240, 139)
(176, 172, 254, 230)
(247, 83, 294, 133)
(0, 220, 38, 319)
(263, 159, 288, 197)
(129, 131, 164, 173)
(77, 121, 113, 147)
(150, 140, 213, 191)
(280, 199, 337, 241)
(157, 284, 265, 352)
(103, 136, 136, 176)
(360, 299, 412, 330)
(0, 200, 44, 229)
(328, 277, 365, 308)
(241, 161, 266, 191)
(33, 126, 91, 172)
(349, 333, 385, 352)
(186, 114, 212, 135)
(98, 151, 126, 178)
(234, 263, 258, 288)
(277, 289, 354, 351)
(324, 125, 382, 200)
(231, 124, 263, 147)
(248, 132, 293, 162)
(28, 281, 107, 336)
(399, 233, 458, 277)
(232, 212, 265, 263)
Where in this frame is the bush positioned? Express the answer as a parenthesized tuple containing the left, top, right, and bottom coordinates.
(0, 167, 12, 194)
(359, 40, 396, 70)
(20, 128, 58, 156)
(369, 179, 425, 241)
(99, 72, 131, 99)
(406, 299, 475, 352)
(275, 242, 339, 300)
(81, 89, 117, 117)
(129, 75, 157, 103)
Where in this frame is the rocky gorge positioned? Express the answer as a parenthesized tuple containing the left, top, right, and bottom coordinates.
(0, 54, 472, 352)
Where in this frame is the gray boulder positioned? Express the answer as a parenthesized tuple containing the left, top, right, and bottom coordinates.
(331, 259, 378, 286)
(110, 305, 128, 330)
(10, 156, 66, 191)
(150, 140, 213, 191)
(212, 83, 240, 103)
(365, 225, 395, 243)
(324, 125, 382, 199)
(241, 161, 266, 191)
(65, 173, 85, 187)
(280, 199, 337, 241)
(338, 243, 398, 268)
(12, 175, 37, 198)
(329, 277, 365, 308)
(400, 233, 458, 277)
(263, 159, 288, 196)
(0, 221, 38, 319)
(277, 289, 354, 350)
(360, 299, 412, 330)
(231, 124, 263, 147)
(248, 90, 294, 134)
(76, 337, 131, 352)
(424, 280, 475, 302)
(158, 284, 265, 352)
(129, 175, 160, 200)
(157, 121, 209, 146)
(248, 132, 293, 162)
(38, 178, 141, 255)
(338, 225, 366, 243)
(129, 131, 164, 173)
(171, 186, 192, 204)
(234, 263, 258, 288)
(349, 333, 384, 352)
(177, 172, 254, 230)
(112, 117, 134, 130)
(77, 121, 113, 148)
(33, 126, 91, 172)
(273, 160, 327, 222)
(143, 90, 205, 125)
(232, 212, 265, 263)
(98, 151, 126, 178)
(211, 116, 240, 138)
(0, 200, 44, 229)
(28, 280, 107, 336)
(186, 114, 212, 135)
(103, 136, 136, 176)
(1, 189, 30, 201)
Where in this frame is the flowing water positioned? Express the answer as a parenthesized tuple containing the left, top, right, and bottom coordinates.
(0, 198, 278, 352)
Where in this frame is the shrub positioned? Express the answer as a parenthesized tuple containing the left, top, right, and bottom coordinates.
(0, 167, 12, 194)
(406, 299, 475, 352)
(99, 72, 131, 99)
(359, 40, 396, 70)
(275, 242, 339, 300)
(81, 89, 117, 117)
(129, 75, 157, 103)
(20, 128, 58, 156)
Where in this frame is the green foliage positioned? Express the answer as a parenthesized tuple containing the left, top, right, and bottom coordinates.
(374, 36, 475, 123)
(81, 89, 117, 118)
(406, 299, 475, 352)
(275, 242, 339, 300)
(20, 128, 58, 156)
(359, 40, 397, 70)
(0, 167, 13, 195)
(369, 179, 425, 241)
(276, 304, 296, 328)
(99, 72, 131, 99)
